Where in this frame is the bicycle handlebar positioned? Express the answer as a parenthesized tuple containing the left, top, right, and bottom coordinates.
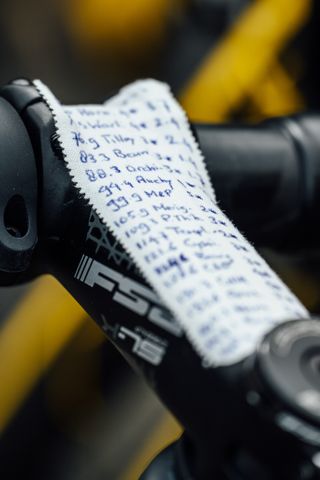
(196, 115, 320, 250)
(0, 80, 319, 479)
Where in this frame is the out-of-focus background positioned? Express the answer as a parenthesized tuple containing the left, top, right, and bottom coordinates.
(0, 0, 320, 478)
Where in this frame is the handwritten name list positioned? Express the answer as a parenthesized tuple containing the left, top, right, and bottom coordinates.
(34, 79, 308, 366)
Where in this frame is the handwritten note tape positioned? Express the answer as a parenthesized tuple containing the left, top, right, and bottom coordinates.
(34, 79, 308, 366)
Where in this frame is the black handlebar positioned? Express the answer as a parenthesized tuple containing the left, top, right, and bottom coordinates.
(196, 115, 320, 250)
(0, 79, 319, 479)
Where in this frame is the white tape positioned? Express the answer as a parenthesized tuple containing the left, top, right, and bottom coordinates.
(34, 79, 308, 366)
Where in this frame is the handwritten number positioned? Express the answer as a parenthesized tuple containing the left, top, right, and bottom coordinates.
(89, 137, 100, 150)
(98, 153, 110, 161)
(72, 131, 85, 147)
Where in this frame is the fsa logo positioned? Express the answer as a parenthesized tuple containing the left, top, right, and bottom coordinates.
(74, 255, 182, 337)
(117, 326, 166, 366)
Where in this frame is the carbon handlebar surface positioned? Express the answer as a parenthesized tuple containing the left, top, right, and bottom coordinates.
(196, 115, 320, 250)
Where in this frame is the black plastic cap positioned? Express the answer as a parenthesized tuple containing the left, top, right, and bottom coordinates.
(0, 97, 38, 284)
(256, 319, 320, 441)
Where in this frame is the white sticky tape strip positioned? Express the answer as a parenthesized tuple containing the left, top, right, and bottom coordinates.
(34, 78, 309, 366)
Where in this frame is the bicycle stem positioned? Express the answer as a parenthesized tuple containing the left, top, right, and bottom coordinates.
(0, 80, 319, 479)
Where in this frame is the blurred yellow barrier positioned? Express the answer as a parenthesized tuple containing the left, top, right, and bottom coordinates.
(245, 60, 304, 120)
(0, 275, 86, 433)
(180, 0, 311, 122)
(64, 0, 180, 58)
(121, 412, 182, 480)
